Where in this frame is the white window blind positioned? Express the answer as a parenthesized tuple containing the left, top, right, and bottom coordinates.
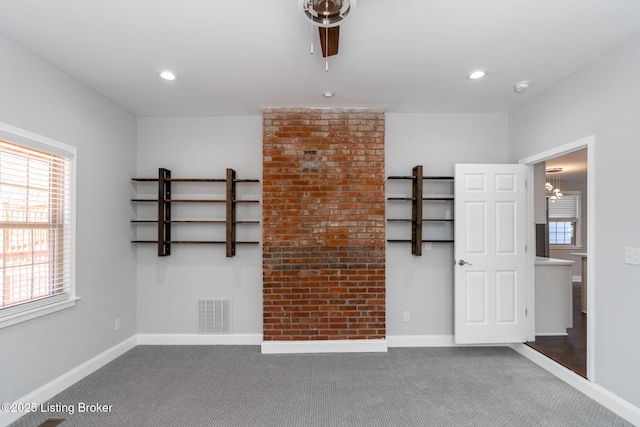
(548, 194, 579, 220)
(0, 139, 72, 315)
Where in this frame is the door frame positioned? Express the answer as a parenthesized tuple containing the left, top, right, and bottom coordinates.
(519, 135, 595, 380)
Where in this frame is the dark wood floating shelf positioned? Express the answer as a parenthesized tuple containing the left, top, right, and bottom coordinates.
(132, 240, 259, 245)
(132, 199, 258, 203)
(387, 239, 455, 243)
(132, 177, 259, 183)
(387, 219, 454, 222)
(132, 219, 259, 224)
(131, 168, 260, 257)
(387, 197, 453, 201)
(386, 165, 455, 256)
(388, 175, 454, 180)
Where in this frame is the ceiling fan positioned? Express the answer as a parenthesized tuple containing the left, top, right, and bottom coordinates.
(299, 0, 356, 58)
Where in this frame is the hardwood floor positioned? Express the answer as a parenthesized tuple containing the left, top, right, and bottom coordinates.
(526, 282, 587, 378)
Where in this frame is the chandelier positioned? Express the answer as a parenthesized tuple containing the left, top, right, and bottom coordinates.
(545, 167, 563, 202)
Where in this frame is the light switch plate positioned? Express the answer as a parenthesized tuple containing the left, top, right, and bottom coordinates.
(624, 247, 640, 265)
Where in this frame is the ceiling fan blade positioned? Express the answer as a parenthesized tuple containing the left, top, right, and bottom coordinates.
(319, 26, 339, 57)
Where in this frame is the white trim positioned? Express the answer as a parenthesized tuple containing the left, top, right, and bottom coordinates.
(550, 245, 583, 250)
(387, 335, 456, 347)
(524, 162, 536, 341)
(0, 336, 136, 426)
(0, 297, 80, 329)
(510, 343, 640, 426)
(261, 339, 388, 354)
(0, 121, 77, 156)
(387, 335, 510, 348)
(0, 121, 78, 327)
(137, 333, 263, 346)
(519, 135, 595, 380)
(586, 142, 596, 380)
(518, 136, 593, 166)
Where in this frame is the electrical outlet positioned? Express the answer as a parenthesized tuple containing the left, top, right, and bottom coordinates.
(625, 247, 640, 265)
(115, 318, 121, 331)
(403, 311, 410, 322)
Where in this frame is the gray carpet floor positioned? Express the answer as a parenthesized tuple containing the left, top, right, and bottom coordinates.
(10, 346, 632, 427)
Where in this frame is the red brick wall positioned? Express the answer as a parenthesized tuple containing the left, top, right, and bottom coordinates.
(263, 108, 385, 341)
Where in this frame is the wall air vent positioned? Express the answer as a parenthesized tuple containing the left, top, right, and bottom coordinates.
(198, 299, 231, 334)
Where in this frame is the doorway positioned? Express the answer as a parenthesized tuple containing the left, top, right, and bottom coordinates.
(520, 136, 594, 380)
(526, 280, 586, 376)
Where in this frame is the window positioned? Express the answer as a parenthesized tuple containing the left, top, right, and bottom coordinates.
(0, 123, 76, 328)
(549, 220, 576, 245)
(548, 192, 580, 248)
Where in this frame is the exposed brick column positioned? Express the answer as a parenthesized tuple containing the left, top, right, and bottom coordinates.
(263, 108, 385, 341)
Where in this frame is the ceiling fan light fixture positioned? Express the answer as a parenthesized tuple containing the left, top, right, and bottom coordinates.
(300, 0, 355, 28)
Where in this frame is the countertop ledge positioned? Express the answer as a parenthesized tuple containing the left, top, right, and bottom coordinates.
(535, 256, 575, 266)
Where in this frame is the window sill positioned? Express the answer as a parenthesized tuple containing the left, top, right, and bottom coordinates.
(0, 297, 81, 329)
(550, 245, 583, 250)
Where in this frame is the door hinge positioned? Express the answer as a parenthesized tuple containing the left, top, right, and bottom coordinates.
(525, 244, 528, 252)
(525, 309, 528, 316)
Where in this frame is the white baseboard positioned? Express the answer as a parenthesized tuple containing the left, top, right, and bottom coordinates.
(261, 339, 388, 354)
(0, 335, 137, 427)
(386, 335, 507, 348)
(387, 334, 457, 347)
(573, 275, 582, 283)
(137, 333, 262, 346)
(510, 343, 640, 426)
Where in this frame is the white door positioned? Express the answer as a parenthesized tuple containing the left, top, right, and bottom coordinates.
(454, 164, 526, 344)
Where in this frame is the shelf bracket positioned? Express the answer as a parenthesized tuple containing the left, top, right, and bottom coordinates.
(226, 168, 236, 257)
(412, 165, 423, 256)
(157, 168, 171, 256)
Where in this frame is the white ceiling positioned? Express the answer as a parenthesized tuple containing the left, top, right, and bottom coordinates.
(546, 148, 588, 181)
(1, 0, 640, 117)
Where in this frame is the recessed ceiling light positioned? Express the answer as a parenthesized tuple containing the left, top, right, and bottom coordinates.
(467, 70, 487, 80)
(159, 71, 177, 81)
(322, 91, 334, 98)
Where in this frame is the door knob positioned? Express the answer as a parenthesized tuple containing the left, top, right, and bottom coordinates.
(457, 260, 473, 266)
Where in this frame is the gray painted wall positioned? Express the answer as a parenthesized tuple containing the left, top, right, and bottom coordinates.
(136, 114, 508, 335)
(0, 34, 137, 404)
(385, 113, 509, 336)
(136, 117, 263, 335)
(135, 114, 509, 337)
(509, 34, 640, 408)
